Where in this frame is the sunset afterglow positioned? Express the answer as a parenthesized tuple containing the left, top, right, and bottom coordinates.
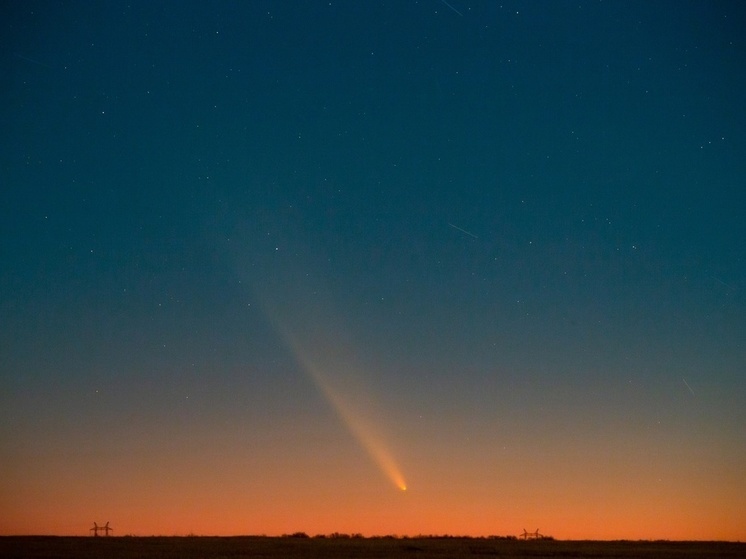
(1, 1, 744, 542)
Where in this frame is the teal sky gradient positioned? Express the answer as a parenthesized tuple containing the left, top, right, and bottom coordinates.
(1, 1, 744, 540)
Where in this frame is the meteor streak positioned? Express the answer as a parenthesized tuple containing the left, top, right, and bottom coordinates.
(682, 378, 695, 396)
(448, 223, 478, 238)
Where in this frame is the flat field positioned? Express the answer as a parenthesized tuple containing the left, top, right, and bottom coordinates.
(0, 536, 743, 559)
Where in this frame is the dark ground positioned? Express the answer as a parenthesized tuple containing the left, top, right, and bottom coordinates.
(0, 536, 743, 559)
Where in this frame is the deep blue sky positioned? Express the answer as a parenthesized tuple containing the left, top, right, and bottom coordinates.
(1, 1, 745, 539)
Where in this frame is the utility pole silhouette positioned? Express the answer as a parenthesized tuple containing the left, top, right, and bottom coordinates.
(520, 528, 543, 540)
(90, 521, 113, 536)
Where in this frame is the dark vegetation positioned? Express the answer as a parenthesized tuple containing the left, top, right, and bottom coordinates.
(0, 535, 743, 559)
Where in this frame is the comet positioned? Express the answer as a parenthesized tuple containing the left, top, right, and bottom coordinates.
(255, 266, 407, 492)
(235, 231, 409, 492)
(300, 356, 408, 492)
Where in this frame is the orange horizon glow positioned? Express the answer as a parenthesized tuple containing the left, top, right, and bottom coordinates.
(2, 505, 744, 541)
(2, 448, 744, 540)
(5, 412, 742, 541)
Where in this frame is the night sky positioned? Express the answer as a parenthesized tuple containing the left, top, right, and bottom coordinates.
(2, 1, 745, 540)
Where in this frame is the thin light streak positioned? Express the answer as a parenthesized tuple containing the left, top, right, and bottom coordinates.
(440, 0, 463, 17)
(682, 378, 695, 396)
(448, 223, 478, 238)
